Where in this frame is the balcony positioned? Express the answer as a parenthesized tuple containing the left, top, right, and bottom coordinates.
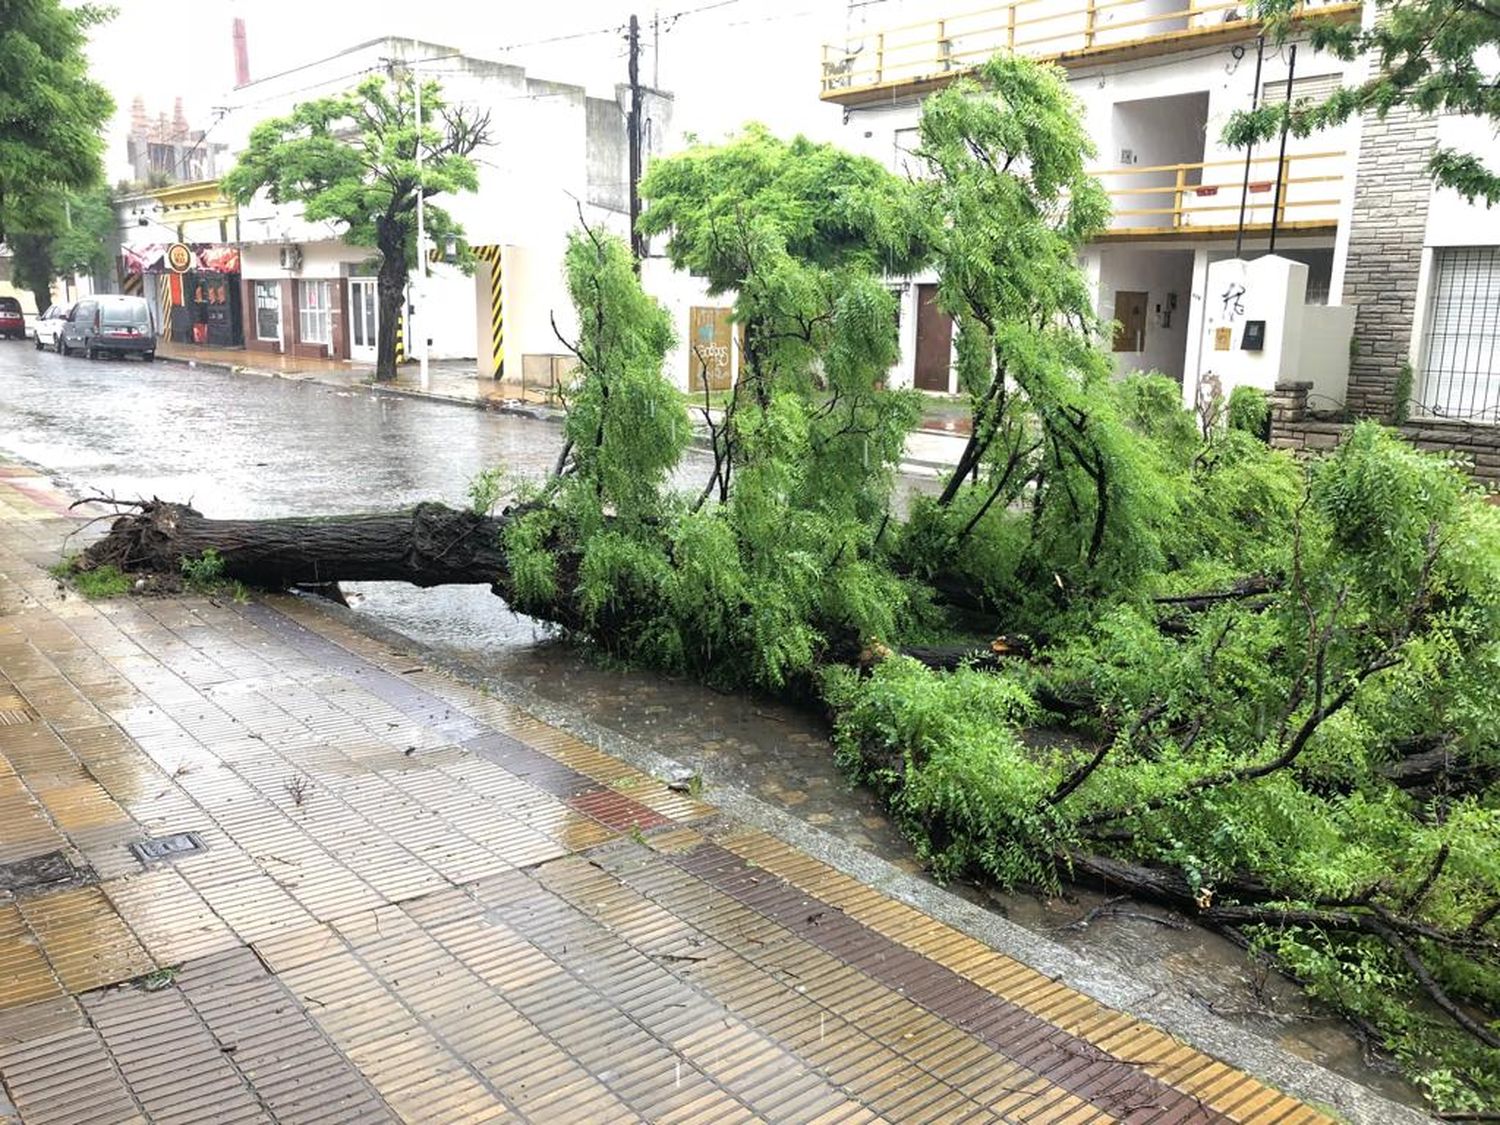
(819, 0, 1361, 106)
(1092, 149, 1345, 239)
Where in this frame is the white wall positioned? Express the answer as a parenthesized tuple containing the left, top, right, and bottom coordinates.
(1098, 247, 1195, 381)
(1106, 93, 1208, 230)
(1298, 304, 1356, 408)
(1423, 114, 1500, 249)
(1194, 255, 1311, 404)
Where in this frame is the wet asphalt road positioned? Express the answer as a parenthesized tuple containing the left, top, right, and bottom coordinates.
(0, 341, 1416, 1103)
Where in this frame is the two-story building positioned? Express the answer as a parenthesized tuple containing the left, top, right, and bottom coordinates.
(819, 0, 1500, 481)
(216, 36, 706, 383)
(821, 0, 1363, 394)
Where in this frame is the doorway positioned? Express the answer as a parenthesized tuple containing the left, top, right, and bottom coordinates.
(349, 277, 378, 363)
(914, 284, 953, 392)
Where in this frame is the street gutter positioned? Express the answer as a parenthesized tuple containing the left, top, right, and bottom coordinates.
(154, 350, 960, 474)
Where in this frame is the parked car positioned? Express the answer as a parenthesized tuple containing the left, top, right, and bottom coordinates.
(0, 297, 24, 340)
(60, 296, 155, 360)
(32, 303, 75, 351)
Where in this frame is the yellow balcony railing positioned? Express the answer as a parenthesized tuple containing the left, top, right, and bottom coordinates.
(1091, 149, 1345, 235)
(820, 0, 1358, 97)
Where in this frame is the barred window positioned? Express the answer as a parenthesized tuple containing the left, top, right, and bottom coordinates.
(298, 280, 332, 346)
(1419, 247, 1500, 421)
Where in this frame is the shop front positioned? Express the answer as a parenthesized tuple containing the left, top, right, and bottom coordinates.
(122, 242, 244, 348)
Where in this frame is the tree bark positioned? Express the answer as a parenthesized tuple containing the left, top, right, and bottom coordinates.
(83, 501, 511, 590)
(374, 222, 407, 382)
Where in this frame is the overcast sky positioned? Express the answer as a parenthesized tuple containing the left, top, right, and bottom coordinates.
(88, 0, 903, 178)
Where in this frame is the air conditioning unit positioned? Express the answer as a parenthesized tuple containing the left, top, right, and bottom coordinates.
(279, 245, 303, 271)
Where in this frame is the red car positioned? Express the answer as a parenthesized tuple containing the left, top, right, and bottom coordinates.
(0, 297, 24, 339)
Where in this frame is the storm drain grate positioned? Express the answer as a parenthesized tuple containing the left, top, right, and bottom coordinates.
(130, 833, 208, 865)
(0, 850, 86, 893)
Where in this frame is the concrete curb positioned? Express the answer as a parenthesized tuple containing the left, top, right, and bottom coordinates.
(153, 351, 963, 467)
(283, 589, 1430, 1125)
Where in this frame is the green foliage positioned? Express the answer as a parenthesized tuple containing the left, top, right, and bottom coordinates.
(495, 69, 1499, 1107)
(1394, 361, 1415, 424)
(9, 185, 117, 311)
(179, 549, 226, 590)
(827, 659, 1060, 885)
(466, 467, 506, 517)
(1226, 385, 1271, 441)
(0, 0, 114, 242)
(1228, 0, 1500, 205)
(559, 230, 690, 527)
(68, 565, 132, 600)
(222, 74, 489, 378)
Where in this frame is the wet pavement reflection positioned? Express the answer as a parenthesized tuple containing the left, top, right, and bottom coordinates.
(0, 343, 1417, 1103)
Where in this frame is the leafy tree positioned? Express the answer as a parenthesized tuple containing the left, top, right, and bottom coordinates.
(1226, 0, 1500, 205)
(222, 74, 490, 379)
(0, 0, 113, 242)
(8, 186, 117, 311)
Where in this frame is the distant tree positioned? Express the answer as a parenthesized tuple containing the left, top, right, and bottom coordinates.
(222, 73, 491, 380)
(0, 0, 114, 242)
(9, 186, 117, 311)
(1225, 0, 1500, 205)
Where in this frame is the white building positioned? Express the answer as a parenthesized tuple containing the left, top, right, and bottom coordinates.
(212, 36, 702, 382)
(816, 0, 1500, 437)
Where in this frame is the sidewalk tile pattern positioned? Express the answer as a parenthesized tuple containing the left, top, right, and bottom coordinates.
(0, 468, 1329, 1123)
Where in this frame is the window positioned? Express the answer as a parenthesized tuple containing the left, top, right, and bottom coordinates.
(254, 281, 281, 342)
(1262, 73, 1342, 105)
(298, 280, 332, 345)
(1419, 247, 1500, 420)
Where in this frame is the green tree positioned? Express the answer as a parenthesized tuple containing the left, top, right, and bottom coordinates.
(9, 186, 117, 312)
(221, 73, 490, 379)
(0, 0, 114, 242)
(1226, 0, 1500, 205)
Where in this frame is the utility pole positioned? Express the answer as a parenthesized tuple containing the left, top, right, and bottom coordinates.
(627, 14, 645, 272)
(1268, 43, 1297, 255)
(652, 10, 661, 89)
(414, 47, 430, 389)
(1233, 36, 1265, 259)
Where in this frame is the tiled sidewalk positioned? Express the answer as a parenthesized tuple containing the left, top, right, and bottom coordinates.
(0, 464, 1332, 1124)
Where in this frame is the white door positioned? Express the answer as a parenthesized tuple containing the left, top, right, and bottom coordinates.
(348, 278, 378, 363)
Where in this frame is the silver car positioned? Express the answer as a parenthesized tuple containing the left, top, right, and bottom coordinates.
(32, 302, 75, 352)
(60, 295, 155, 361)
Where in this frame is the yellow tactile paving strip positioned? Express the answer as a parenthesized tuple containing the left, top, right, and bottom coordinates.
(0, 465, 1340, 1123)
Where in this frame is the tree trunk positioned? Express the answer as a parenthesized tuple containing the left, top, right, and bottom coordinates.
(374, 228, 407, 382)
(84, 501, 511, 590)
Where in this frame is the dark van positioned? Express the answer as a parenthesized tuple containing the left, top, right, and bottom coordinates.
(60, 296, 155, 361)
(0, 296, 24, 339)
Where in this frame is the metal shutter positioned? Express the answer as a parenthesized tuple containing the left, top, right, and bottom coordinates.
(1262, 73, 1342, 104)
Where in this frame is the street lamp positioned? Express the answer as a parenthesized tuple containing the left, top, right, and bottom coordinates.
(414, 47, 429, 391)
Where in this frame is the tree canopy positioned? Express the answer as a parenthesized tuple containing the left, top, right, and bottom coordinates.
(8, 185, 117, 311)
(1226, 0, 1500, 205)
(221, 73, 491, 378)
(0, 0, 115, 241)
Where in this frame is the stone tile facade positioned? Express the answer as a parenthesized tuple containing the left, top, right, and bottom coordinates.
(1270, 381, 1500, 488)
(1340, 103, 1438, 420)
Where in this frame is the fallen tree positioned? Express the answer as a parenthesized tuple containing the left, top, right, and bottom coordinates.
(82, 500, 513, 589)
(59, 58, 1500, 1113)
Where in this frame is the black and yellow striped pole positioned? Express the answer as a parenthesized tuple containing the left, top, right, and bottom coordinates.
(474, 245, 504, 380)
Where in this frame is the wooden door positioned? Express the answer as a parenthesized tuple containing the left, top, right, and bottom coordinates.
(913, 284, 953, 392)
(1112, 290, 1147, 353)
